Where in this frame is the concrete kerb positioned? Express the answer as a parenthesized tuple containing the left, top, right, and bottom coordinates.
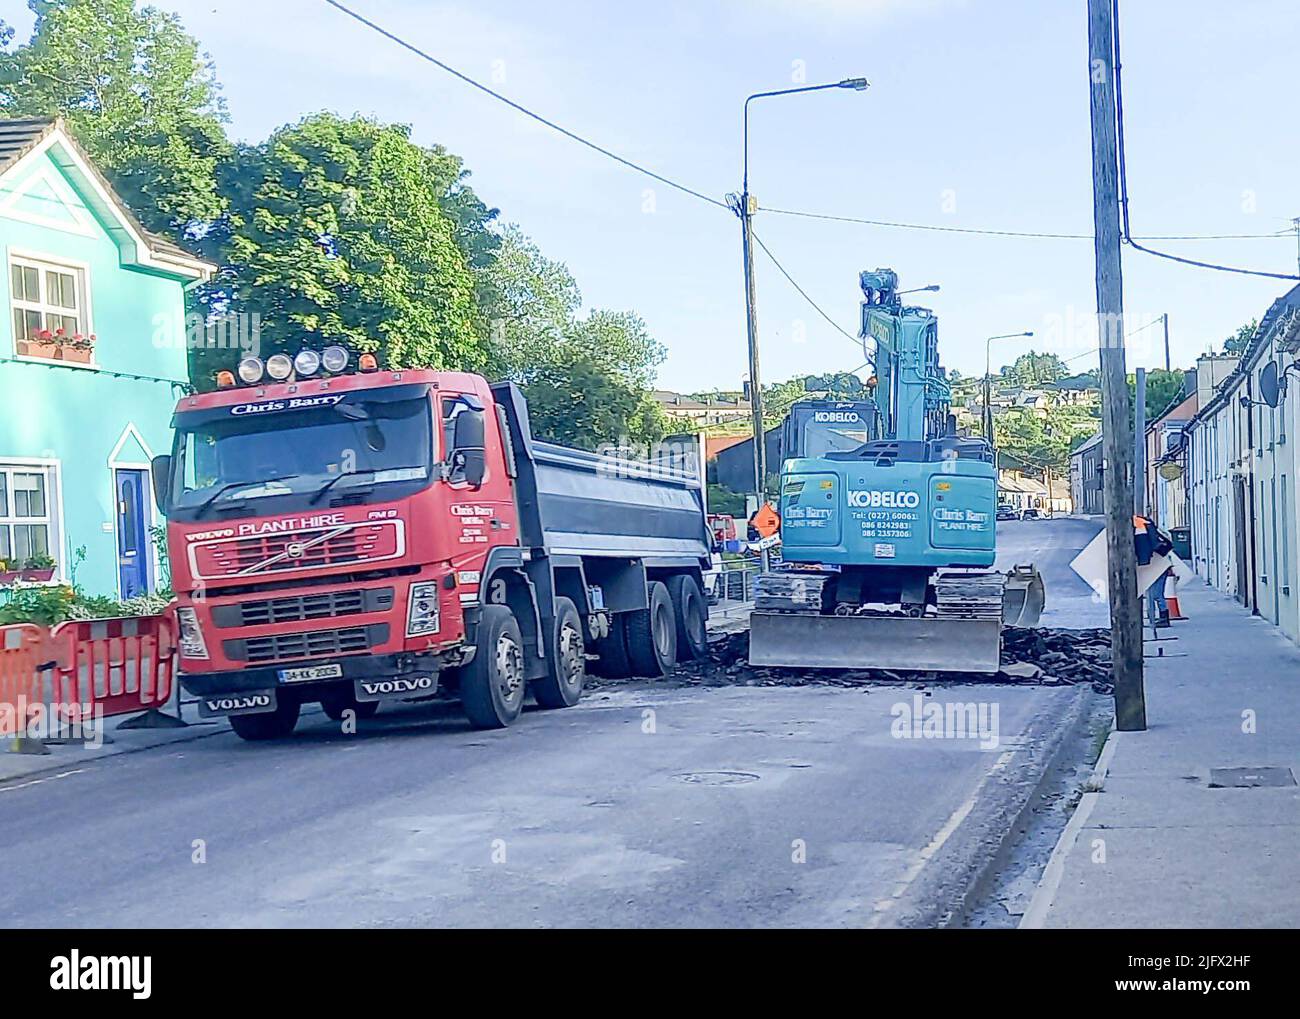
(882, 681, 1098, 927)
(1018, 724, 1120, 928)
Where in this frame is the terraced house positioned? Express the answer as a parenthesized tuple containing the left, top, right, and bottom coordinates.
(1185, 284, 1300, 646)
(0, 118, 213, 598)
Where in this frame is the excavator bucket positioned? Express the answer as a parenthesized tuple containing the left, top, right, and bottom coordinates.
(748, 611, 1003, 674)
(1001, 565, 1045, 627)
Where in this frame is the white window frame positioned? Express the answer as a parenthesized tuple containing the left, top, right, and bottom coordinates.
(7, 248, 95, 369)
(0, 458, 65, 582)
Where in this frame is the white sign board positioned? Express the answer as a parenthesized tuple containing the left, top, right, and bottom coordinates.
(1069, 528, 1191, 602)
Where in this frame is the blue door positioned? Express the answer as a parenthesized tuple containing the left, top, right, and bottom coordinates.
(116, 469, 151, 599)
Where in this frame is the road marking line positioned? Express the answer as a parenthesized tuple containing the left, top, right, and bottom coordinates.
(1019, 727, 1119, 928)
(869, 748, 1017, 926)
(0, 768, 85, 793)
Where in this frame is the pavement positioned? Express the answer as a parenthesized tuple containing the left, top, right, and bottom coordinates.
(0, 518, 1104, 928)
(1023, 578, 1300, 928)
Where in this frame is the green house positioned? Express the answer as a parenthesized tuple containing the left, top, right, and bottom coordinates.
(0, 118, 213, 599)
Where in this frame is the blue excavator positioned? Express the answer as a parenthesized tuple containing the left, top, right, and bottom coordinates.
(749, 269, 1043, 673)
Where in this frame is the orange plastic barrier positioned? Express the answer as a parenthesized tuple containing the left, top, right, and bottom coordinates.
(0, 623, 47, 739)
(49, 615, 178, 722)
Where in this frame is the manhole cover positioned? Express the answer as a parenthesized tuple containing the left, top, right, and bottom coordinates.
(1208, 766, 1296, 788)
(675, 771, 760, 786)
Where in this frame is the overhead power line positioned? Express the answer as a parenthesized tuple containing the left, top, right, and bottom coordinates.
(747, 230, 862, 348)
(321, 0, 728, 210)
(764, 205, 1290, 242)
(1110, 0, 1299, 281)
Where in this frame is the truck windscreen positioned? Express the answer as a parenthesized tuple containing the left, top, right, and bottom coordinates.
(171, 394, 433, 518)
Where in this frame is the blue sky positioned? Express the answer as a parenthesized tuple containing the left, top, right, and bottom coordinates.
(11, 0, 1297, 390)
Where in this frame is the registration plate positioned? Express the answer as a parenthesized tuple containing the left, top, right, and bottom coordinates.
(278, 663, 343, 683)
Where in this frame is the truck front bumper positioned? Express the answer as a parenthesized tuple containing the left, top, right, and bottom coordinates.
(180, 648, 464, 716)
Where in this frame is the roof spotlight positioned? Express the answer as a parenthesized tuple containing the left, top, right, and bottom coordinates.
(294, 349, 321, 377)
(266, 353, 293, 381)
(237, 356, 265, 384)
(321, 345, 349, 373)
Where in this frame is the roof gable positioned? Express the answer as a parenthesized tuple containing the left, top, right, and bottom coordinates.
(0, 117, 213, 281)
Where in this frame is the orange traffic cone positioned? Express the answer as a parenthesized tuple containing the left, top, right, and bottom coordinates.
(1166, 573, 1187, 620)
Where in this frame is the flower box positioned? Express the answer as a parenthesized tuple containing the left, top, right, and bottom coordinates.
(15, 338, 93, 365)
(0, 570, 21, 587)
(19, 568, 56, 582)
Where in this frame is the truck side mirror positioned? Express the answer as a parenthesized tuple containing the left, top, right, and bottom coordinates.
(151, 454, 173, 514)
(452, 407, 487, 487)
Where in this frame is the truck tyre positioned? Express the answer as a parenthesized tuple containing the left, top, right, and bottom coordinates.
(228, 695, 301, 741)
(533, 596, 585, 709)
(666, 574, 708, 661)
(320, 688, 380, 722)
(460, 605, 527, 729)
(625, 581, 677, 676)
(591, 617, 634, 678)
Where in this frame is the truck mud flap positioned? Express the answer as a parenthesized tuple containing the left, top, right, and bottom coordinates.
(197, 690, 278, 718)
(748, 611, 1002, 674)
(353, 676, 438, 702)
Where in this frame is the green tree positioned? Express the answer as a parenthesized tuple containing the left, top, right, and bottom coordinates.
(0, 0, 230, 240)
(519, 311, 667, 448)
(481, 226, 667, 448)
(1222, 320, 1256, 354)
(522, 353, 666, 451)
(480, 225, 579, 378)
(1003, 350, 1068, 386)
(196, 113, 479, 384)
(1127, 369, 1186, 421)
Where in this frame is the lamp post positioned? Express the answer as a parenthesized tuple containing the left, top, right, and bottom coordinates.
(982, 330, 1035, 447)
(737, 77, 868, 570)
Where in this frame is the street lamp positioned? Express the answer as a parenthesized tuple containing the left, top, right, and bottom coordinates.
(898, 284, 941, 296)
(736, 77, 869, 570)
(982, 330, 1035, 446)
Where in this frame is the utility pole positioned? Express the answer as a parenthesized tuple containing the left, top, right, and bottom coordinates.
(1087, 0, 1145, 730)
(1161, 312, 1170, 372)
(1292, 217, 1300, 277)
(1135, 367, 1146, 516)
(738, 192, 770, 572)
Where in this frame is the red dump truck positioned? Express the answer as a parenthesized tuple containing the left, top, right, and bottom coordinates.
(151, 348, 712, 741)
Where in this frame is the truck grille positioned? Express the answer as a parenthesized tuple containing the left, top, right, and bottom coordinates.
(189, 522, 403, 580)
(211, 588, 395, 628)
(224, 624, 389, 665)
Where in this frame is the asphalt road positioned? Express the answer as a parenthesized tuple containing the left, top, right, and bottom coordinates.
(0, 519, 1105, 929)
(995, 516, 1107, 628)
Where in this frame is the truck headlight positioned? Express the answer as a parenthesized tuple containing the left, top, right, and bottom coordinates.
(176, 606, 209, 660)
(406, 582, 441, 637)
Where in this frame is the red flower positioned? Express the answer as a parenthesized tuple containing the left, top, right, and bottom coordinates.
(36, 329, 53, 341)
(54, 327, 66, 337)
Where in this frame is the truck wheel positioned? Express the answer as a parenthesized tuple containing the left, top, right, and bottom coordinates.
(666, 574, 708, 661)
(460, 605, 527, 729)
(320, 688, 380, 721)
(625, 581, 677, 676)
(228, 696, 301, 741)
(533, 597, 585, 708)
(591, 617, 634, 678)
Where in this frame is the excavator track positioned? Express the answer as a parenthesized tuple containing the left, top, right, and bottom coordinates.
(934, 572, 1006, 621)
